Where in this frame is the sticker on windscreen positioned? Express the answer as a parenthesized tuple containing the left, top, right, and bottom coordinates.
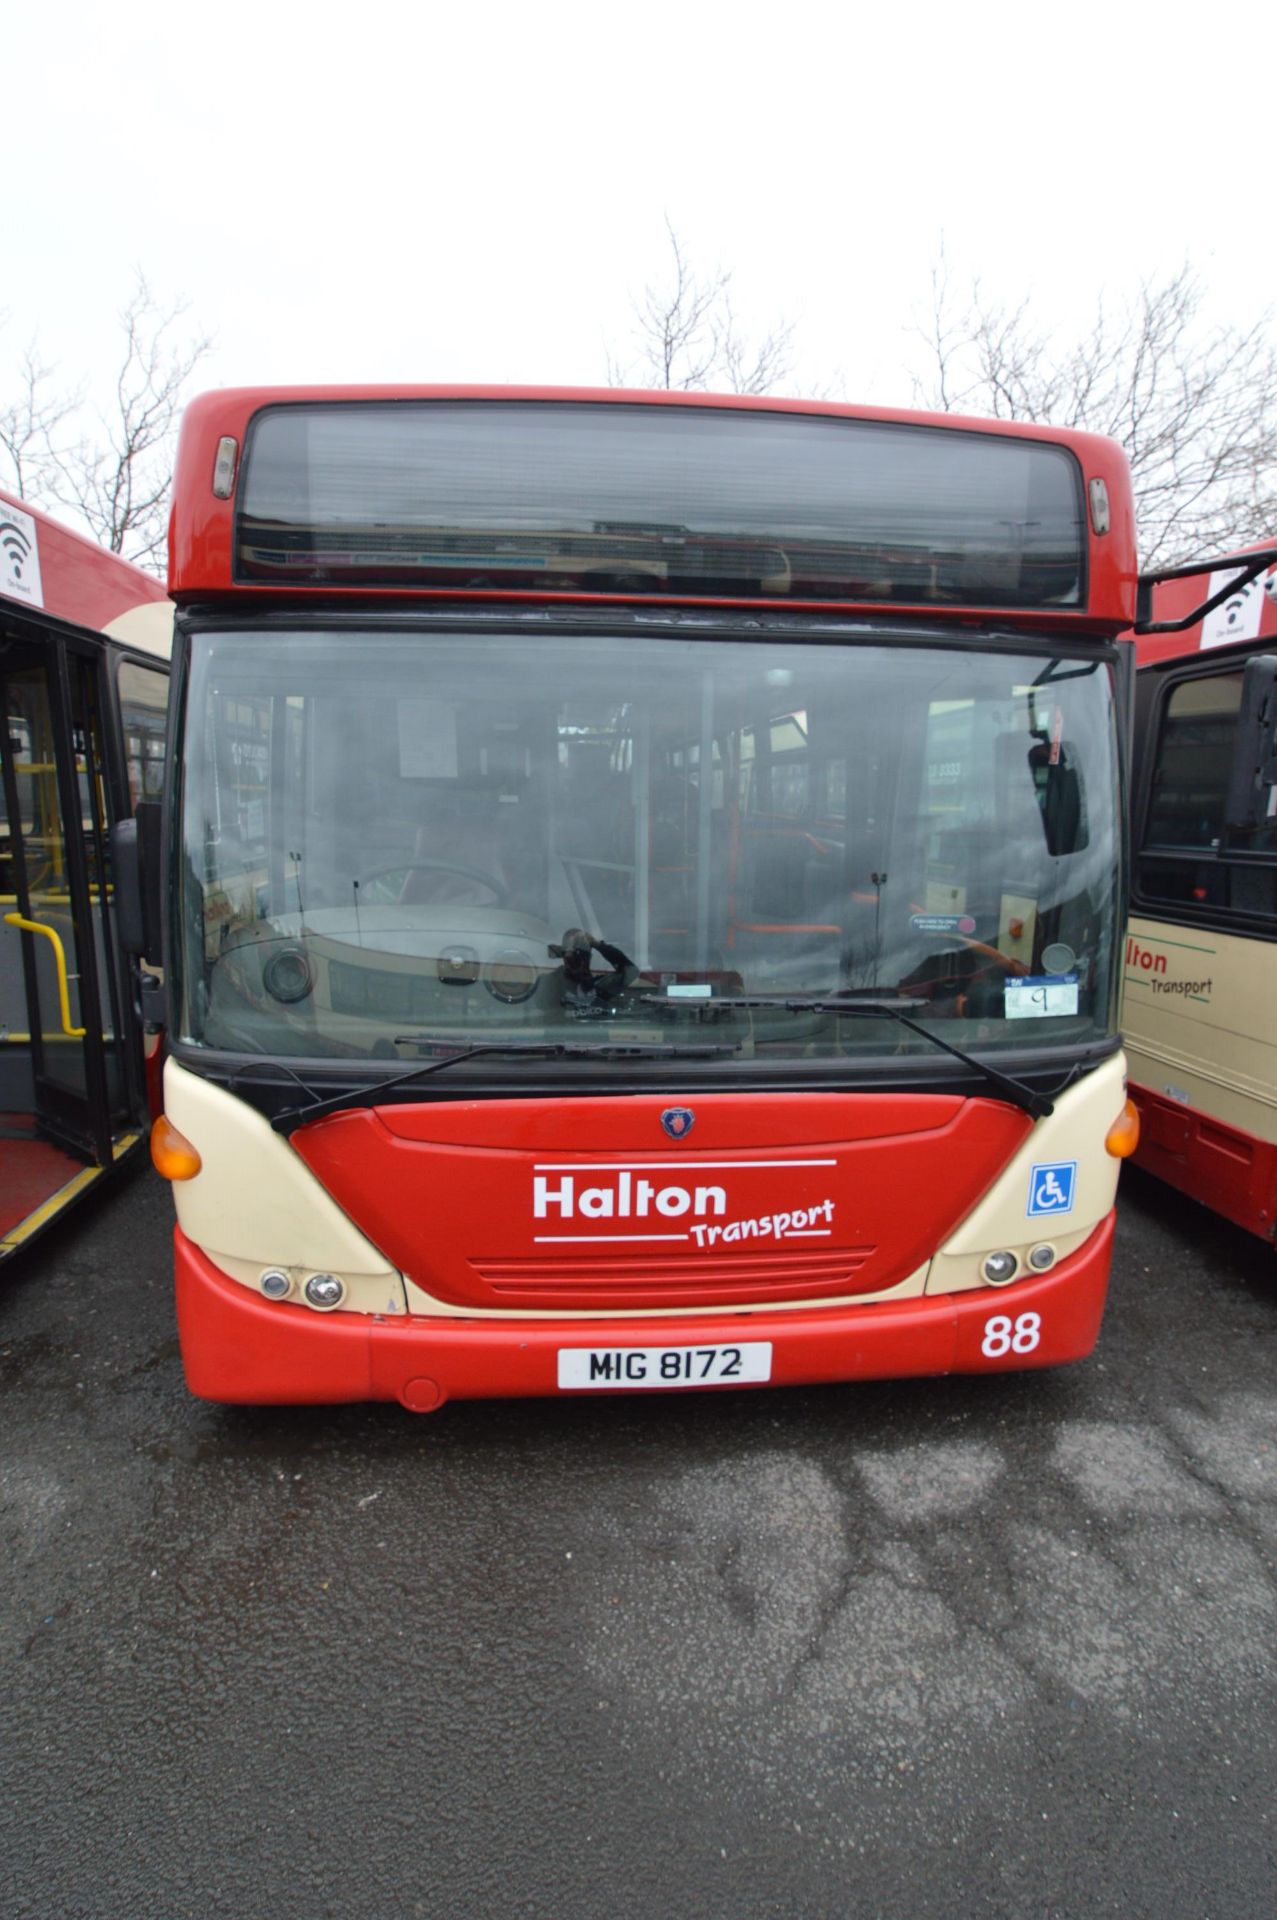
(1004, 974, 1079, 1018)
(910, 913, 977, 935)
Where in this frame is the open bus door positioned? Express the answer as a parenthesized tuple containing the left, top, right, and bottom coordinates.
(1, 622, 143, 1256)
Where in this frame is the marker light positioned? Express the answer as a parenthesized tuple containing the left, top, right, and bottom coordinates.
(260, 1269, 292, 1300)
(211, 435, 239, 498)
(1028, 1244, 1057, 1272)
(982, 1250, 1018, 1285)
(1088, 477, 1111, 535)
(151, 1114, 202, 1181)
(304, 1273, 345, 1310)
(1105, 1098, 1141, 1159)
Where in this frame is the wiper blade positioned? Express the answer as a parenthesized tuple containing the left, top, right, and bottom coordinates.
(270, 1037, 740, 1134)
(662, 993, 1054, 1120)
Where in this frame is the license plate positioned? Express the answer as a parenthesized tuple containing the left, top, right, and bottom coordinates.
(557, 1341, 772, 1390)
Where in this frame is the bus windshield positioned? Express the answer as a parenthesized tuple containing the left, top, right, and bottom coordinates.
(177, 626, 1121, 1067)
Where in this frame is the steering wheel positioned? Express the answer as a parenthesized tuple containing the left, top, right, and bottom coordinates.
(357, 859, 510, 906)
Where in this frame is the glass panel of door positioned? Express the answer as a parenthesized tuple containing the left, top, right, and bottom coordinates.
(1, 637, 126, 1164)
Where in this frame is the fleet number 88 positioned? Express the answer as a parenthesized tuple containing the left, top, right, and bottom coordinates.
(981, 1312, 1042, 1357)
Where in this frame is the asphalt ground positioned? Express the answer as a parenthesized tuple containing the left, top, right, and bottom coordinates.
(2, 1159, 1275, 1920)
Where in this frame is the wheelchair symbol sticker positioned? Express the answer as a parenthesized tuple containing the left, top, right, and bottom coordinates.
(1028, 1161, 1076, 1217)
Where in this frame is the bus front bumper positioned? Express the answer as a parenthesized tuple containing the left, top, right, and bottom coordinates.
(173, 1214, 1115, 1409)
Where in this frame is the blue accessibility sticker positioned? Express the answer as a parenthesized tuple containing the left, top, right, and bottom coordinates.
(1028, 1161, 1077, 1216)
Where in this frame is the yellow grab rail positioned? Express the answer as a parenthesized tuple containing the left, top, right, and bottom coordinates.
(3, 913, 86, 1037)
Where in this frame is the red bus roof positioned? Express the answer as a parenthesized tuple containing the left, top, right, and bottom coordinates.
(1134, 539, 1277, 666)
(0, 486, 169, 640)
(168, 385, 1138, 634)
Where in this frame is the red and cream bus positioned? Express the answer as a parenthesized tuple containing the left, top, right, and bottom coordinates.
(139, 386, 1141, 1407)
(2, 488, 171, 1257)
(1126, 542, 1277, 1241)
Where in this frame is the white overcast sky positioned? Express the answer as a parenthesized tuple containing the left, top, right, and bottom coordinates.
(3, 0, 1270, 417)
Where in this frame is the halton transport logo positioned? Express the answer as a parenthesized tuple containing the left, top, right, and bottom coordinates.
(1125, 935, 1214, 1003)
(531, 1159, 839, 1251)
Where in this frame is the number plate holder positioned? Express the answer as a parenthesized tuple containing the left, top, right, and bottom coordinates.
(557, 1340, 773, 1390)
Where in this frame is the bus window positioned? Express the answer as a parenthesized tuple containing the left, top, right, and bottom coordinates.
(118, 660, 169, 807)
(1137, 671, 1277, 919)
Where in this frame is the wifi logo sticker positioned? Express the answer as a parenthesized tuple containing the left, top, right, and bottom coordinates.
(0, 505, 44, 608)
(1201, 563, 1271, 651)
(1223, 579, 1257, 628)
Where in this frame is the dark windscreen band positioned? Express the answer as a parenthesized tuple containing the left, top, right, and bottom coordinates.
(236, 401, 1085, 610)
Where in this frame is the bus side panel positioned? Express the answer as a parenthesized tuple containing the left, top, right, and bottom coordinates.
(1122, 916, 1277, 1243)
(1127, 1087, 1277, 1244)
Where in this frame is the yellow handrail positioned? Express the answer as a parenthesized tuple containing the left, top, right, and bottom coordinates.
(3, 913, 86, 1037)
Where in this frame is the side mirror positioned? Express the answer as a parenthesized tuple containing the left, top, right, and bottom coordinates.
(110, 800, 163, 963)
(1224, 654, 1277, 834)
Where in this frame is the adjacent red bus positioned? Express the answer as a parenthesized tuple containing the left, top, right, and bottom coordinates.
(1126, 542, 1277, 1241)
(2, 488, 171, 1257)
(144, 387, 1141, 1407)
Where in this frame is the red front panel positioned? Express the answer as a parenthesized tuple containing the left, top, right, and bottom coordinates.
(174, 1215, 1115, 1409)
(1128, 1084, 1277, 1244)
(290, 1091, 1032, 1313)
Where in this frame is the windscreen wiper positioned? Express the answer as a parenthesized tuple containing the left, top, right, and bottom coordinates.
(661, 993, 1055, 1120)
(270, 1037, 740, 1134)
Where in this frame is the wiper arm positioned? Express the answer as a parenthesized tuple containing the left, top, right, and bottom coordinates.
(270, 1037, 740, 1135)
(672, 993, 1054, 1120)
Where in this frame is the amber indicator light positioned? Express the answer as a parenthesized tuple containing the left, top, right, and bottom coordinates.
(151, 1114, 203, 1181)
(1105, 1098, 1141, 1159)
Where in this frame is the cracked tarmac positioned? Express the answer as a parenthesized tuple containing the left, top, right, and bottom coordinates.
(1, 1161, 1275, 1918)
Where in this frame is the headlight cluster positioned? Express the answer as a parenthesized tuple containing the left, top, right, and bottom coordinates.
(982, 1244, 1057, 1286)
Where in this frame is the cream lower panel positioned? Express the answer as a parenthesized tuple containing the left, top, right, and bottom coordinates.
(926, 1052, 1125, 1295)
(1122, 919, 1277, 1146)
(104, 603, 174, 658)
(1122, 1036, 1277, 1143)
(164, 1060, 406, 1301)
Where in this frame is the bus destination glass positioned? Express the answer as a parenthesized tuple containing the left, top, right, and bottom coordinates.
(236, 402, 1086, 608)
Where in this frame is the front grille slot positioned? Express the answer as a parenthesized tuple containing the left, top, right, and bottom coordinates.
(467, 1245, 880, 1309)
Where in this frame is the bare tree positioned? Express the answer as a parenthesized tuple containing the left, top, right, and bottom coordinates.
(0, 275, 211, 571)
(53, 276, 212, 568)
(915, 260, 1277, 566)
(608, 220, 795, 396)
(0, 338, 81, 504)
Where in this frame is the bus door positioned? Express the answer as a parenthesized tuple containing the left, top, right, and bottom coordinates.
(1, 632, 133, 1246)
